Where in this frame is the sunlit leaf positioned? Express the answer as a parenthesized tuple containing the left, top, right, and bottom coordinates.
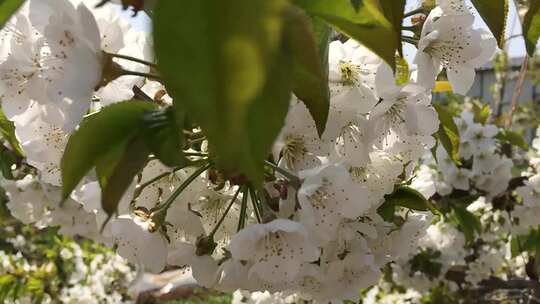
(378, 0, 406, 56)
(523, 0, 540, 56)
(154, 0, 290, 181)
(472, 101, 490, 124)
(395, 55, 409, 85)
(0, 109, 23, 156)
(294, 0, 398, 70)
(434, 104, 460, 164)
(0, 0, 24, 29)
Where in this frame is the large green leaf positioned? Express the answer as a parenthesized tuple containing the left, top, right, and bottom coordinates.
(142, 107, 186, 167)
(434, 104, 460, 164)
(61, 101, 157, 201)
(154, 0, 290, 181)
(378, 0, 406, 56)
(99, 138, 149, 216)
(285, 6, 329, 136)
(247, 41, 293, 170)
(523, 0, 540, 56)
(294, 0, 398, 70)
(0, 109, 23, 156)
(0, 0, 24, 29)
(350, 0, 362, 11)
(471, 0, 508, 48)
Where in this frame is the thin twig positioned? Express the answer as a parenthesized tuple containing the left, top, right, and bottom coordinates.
(506, 56, 529, 128)
(108, 52, 158, 68)
(404, 8, 424, 18)
(121, 70, 162, 81)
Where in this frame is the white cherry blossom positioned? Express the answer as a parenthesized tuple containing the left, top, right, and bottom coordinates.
(111, 215, 168, 273)
(415, 7, 497, 95)
(298, 163, 370, 244)
(229, 219, 319, 283)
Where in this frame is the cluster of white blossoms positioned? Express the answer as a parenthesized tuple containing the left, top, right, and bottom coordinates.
(512, 128, 540, 235)
(0, 234, 134, 304)
(412, 110, 513, 200)
(0, 0, 500, 302)
(362, 122, 540, 302)
(388, 110, 516, 292)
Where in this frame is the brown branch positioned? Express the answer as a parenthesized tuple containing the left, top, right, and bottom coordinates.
(506, 56, 529, 129)
(445, 265, 540, 302)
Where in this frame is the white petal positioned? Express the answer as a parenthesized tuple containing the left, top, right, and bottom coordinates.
(447, 66, 475, 95)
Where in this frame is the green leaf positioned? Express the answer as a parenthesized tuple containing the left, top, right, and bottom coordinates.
(378, 0, 406, 56)
(395, 55, 409, 85)
(521, 229, 540, 253)
(472, 101, 490, 124)
(0, 109, 23, 156)
(378, 186, 431, 221)
(452, 205, 482, 242)
(247, 37, 293, 174)
(0, 0, 24, 29)
(95, 139, 130, 188)
(142, 107, 186, 167)
(386, 186, 430, 211)
(99, 138, 149, 215)
(434, 104, 460, 164)
(496, 129, 529, 150)
(0, 146, 17, 179)
(285, 6, 330, 136)
(350, 0, 362, 11)
(61, 101, 157, 201)
(376, 199, 396, 222)
(154, 0, 290, 181)
(523, 0, 540, 57)
(511, 234, 531, 257)
(294, 0, 398, 70)
(470, 0, 508, 48)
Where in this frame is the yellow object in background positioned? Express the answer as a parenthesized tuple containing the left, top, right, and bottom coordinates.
(434, 81, 452, 92)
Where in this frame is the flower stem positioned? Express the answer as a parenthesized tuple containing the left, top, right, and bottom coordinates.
(264, 161, 301, 188)
(184, 151, 209, 157)
(120, 70, 162, 81)
(401, 25, 417, 31)
(237, 186, 249, 231)
(131, 166, 185, 206)
(249, 186, 262, 223)
(506, 56, 529, 129)
(402, 36, 418, 47)
(107, 52, 158, 68)
(209, 186, 242, 237)
(404, 8, 424, 18)
(157, 162, 211, 212)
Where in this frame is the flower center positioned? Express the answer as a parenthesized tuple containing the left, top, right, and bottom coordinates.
(339, 61, 360, 86)
(282, 135, 307, 167)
